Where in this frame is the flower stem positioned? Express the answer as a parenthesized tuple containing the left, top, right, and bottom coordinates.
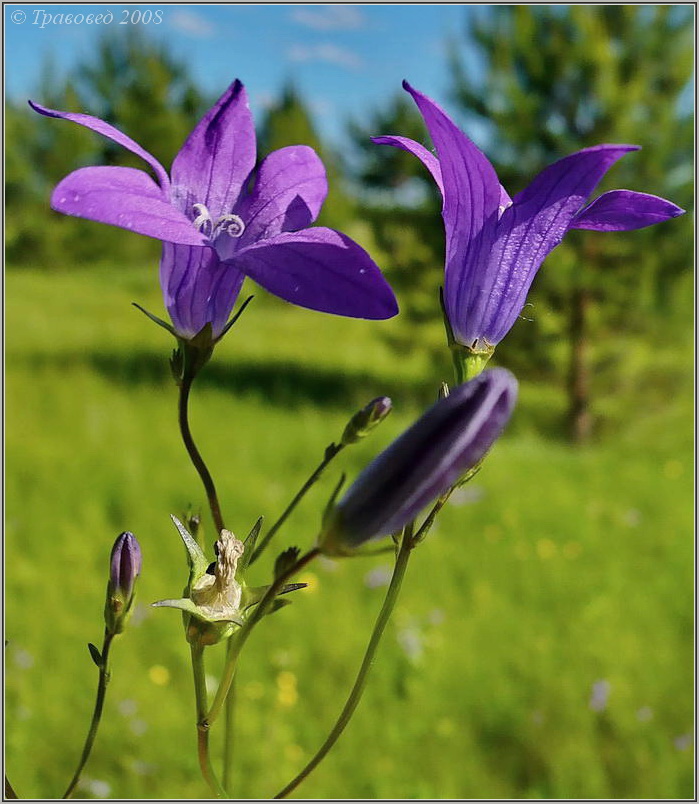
(178, 372, 225, 535)
(206, 547, 320, 728)
(274, 530, 414, 799)
(190, 643, 227, 798)
(222, 657, 237, 790)
(62, 630, 115, 799)
(249, 445, 343, 566)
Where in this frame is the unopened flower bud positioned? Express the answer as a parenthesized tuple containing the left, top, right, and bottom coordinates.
(341, 396, 392, 446)
(319, 369, 517, 555)
(105, 531, 142, 634)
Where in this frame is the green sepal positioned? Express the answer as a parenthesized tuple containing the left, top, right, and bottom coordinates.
(322, 473, 346, 528)
(242, 582, 307, 610)
(439, 287, 494, 383)
(274, 546, 300, 579)
(132, 302, 176, 336)
(280, 582, 307, 595)
(170, 515, 209, 590)
(170, 347, 184, 385)
(268, 598, 292, 616)
(151, 596, 244, 627)
(179, 323, 215, 381)
(455, 461, 483, 489)
(240, 517, 264, 570)
(87, 643, 102, 667)
(104, 582, 136, 635)
(215, 295, 255, 342)
(452, 346, 494, 383)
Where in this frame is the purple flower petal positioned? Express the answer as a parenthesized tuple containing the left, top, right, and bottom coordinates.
(51, 166, 207, 246)
(170, 80, 256, 221)
(371, 135, 444, 196)
(237, 145, 328, 244)
(226, 227, 398, 320)
(325, 368, 517, 549)
(400, 82, 502, 345)
(28, 100, 170, 189)
(473, 145, 639, 346)
(372, 135, 513, 214)
(160, 244, 245, 339)
(570, 189, 685, 231)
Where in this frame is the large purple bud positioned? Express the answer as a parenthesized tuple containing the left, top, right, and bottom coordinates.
(319, 368, 517, 554)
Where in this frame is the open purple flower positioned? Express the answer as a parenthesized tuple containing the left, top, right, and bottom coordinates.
(319, 368, 517, 554)
(30, 80, 398, 339)
(374, 81, 684, 362)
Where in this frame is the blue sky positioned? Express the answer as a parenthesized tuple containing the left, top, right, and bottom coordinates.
(5, 4, 480, 146)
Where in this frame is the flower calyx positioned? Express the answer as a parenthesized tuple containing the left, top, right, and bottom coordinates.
(152, 516, 246, 646)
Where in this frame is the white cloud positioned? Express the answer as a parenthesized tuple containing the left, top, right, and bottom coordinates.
(290, 6, 366, 31)
(170, 10, 215, 38)
(288, 43, 363, 70)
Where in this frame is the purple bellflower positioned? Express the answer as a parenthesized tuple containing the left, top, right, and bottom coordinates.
(30, 80, 398, 340)
(373, 81, 685, 375)
(319, 368, 517, 554)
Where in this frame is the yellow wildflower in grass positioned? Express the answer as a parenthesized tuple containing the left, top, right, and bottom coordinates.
(148, 665, 170, 686)
(276, 670, 298, 708)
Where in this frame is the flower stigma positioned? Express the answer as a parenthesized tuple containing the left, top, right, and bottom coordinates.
(191, 203, 245, 241)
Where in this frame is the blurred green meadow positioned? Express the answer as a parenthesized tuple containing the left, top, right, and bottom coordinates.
(5, 261, 693, 799)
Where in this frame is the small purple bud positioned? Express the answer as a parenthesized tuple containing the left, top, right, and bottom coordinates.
(341, 396, 393, 446)
(320, 369, 517, 554)
(110, 532, 142, 600)
(106, 532, 142, 634)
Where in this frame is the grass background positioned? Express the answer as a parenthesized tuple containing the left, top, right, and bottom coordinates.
(5, 263, 694, 799)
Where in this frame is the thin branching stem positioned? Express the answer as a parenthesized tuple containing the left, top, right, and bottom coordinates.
(249, 445, 344, 566)
(191, 643, 227, 798)
(178, 372, 226, 536)
(274, 527, 414, 799)
(62, 631, 114, 799)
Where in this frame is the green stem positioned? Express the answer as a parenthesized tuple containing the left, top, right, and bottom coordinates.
(207, 548, 320, 728)
(190, 643, 227, 798)
(249, 445, 343, 566)
(178, 372, 225, 535)
(222, 657, 237, 790)
(62, 631, 114, 799)
(274, 531, 414, 799)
